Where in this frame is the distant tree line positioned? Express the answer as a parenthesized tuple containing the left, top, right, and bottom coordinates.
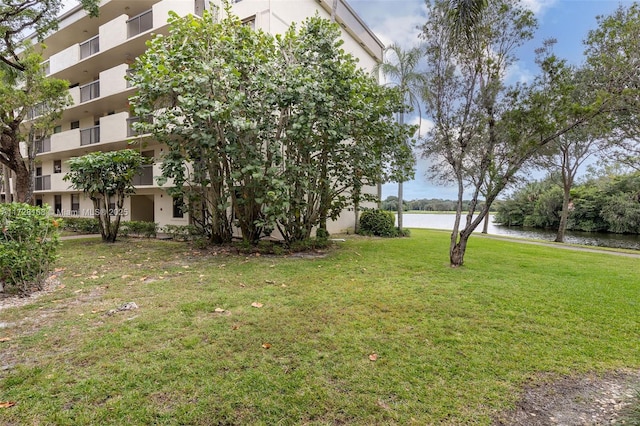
(380, 196, 499, 213)
(495, 172, 640, 234)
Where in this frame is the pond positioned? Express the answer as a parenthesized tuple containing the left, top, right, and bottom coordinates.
(399, 213, 640, 251)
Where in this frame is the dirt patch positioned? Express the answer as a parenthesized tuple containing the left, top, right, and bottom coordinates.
(0, 273, 63, 311)
(495, 370, 640, 425)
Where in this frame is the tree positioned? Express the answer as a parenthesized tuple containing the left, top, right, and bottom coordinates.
(129, 8, 414, 245)
(0, 0, 98, 71)
(374, 43, 422, 232)
(63, 149, 150, 243)
(0, 49, 70, 203)
(420, 0, 606, 267)
(583, 4, 640, 171)
(446, 0, 488, 41)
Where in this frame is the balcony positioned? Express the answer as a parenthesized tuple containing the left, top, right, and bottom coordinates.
(35, 175, 51, 191)
(126, 115, 152, 137)
(127, 10, 153, 38)
(133, 164, 154, 186)
(80, 125, 100, 146)
(80, 81, 100, 103)
(79, 35, 99, 59)
(35, 137, 51, 154)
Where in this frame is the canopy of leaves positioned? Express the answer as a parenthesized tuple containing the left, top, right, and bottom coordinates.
(495, 172, 640, 234)
(128, 9, 415, 245)
(0, 0, 99, 71)
(63, 149, 150, 242)
(0, 47, 70, 202)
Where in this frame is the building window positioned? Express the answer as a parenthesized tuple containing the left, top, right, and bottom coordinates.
(242, 16, 255, 30)
(70, 121, 80, 130)
(80, 80, 100, 102)
(54, 195, 62, 214)
(71, 194, 80, 214)
(35, 136, 51, 154)
(53, 160, 62, 173)
(80, 125, 100, 146)
(79, 35, 99, 59)
(127, 10, 153, 38)
(173, 196, 185, 218)
(54, 125, 62, 133)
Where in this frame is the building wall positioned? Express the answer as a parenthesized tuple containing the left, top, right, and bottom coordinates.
(29, 0, 384, 237)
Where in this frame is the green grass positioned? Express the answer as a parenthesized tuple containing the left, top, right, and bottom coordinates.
(1, 230, 639, 425)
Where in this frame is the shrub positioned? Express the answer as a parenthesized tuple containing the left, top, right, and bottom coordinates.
(0, 203, 61, 294)
(59, 216, 100, 234)
(359, 209, 398, 237)
(120, 221, 158, 238)
(162, 224, 200, 241)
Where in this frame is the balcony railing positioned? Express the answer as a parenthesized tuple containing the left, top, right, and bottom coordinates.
(35, 175, 51, 191)
(26, 102, 45, 120)
(80, 81, 100, 103)
(35, 136, 51, 154)
(127, 10, 153, 38)
(133, 165, 153, 186)
(79, 35, 99, 59)
(126, 116, 151, 137)
(80, 126, 100, 146)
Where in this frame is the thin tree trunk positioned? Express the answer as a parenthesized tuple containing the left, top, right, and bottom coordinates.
(397, 112, 405, 232)
(555, 182, 571, 243)
(482, 212, 489, 234)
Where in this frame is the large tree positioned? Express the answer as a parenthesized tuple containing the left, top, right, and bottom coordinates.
(0, 50, 70, 203)
(0, 0, 98, 71)
(374, 44, 423, 232)
(420, 0, 607, 267)
(129, 8, 414, 245)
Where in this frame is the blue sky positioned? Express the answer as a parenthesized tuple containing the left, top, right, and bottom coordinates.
(348, 0, 634, 201)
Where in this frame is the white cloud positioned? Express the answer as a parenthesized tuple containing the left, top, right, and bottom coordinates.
(520, 0, 558, 15)
(505, 60, 536, 84)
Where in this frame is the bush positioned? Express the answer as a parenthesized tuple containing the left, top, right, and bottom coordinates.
(59, 216, 100, 234)
(120, 221, 158, 238)
(359, 209, 399, 237)
(162, 224, 200, 241)
(0, 203, 61, 294)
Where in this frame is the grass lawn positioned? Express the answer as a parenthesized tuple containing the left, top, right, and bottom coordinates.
(1, 229, 638, 425)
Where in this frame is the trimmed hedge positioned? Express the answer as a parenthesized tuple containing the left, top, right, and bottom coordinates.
(359, 209, 405, 237)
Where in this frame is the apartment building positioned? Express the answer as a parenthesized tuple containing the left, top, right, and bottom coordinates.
(25, 0, 383, 233)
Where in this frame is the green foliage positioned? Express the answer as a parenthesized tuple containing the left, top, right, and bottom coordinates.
(0, 203, 60, 294)
(128, 9, 414, 247)
(59, 216, 100, 234)
(496, 172, 640, 234)
(119, 221, 158, 238)
(358, 209, 400, 237)
(0, 0, 99, 71)
(0, 44, 71, 203)
(161, 224, 200, 242)
(63, 149, 151, 243)
(2, 231, 640, 424)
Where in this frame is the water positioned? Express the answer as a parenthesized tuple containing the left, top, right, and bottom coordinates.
(399, 213, 640, 251)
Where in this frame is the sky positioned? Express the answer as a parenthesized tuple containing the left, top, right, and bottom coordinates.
(347, 0, 634, 201)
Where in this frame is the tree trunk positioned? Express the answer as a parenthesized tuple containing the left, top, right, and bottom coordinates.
(397, 112, 405, 232)
(449, 232, 470, 267)
(555, 183, 572, 243)
(482, 212, 489, 234)
(13, 162, 32, 204)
